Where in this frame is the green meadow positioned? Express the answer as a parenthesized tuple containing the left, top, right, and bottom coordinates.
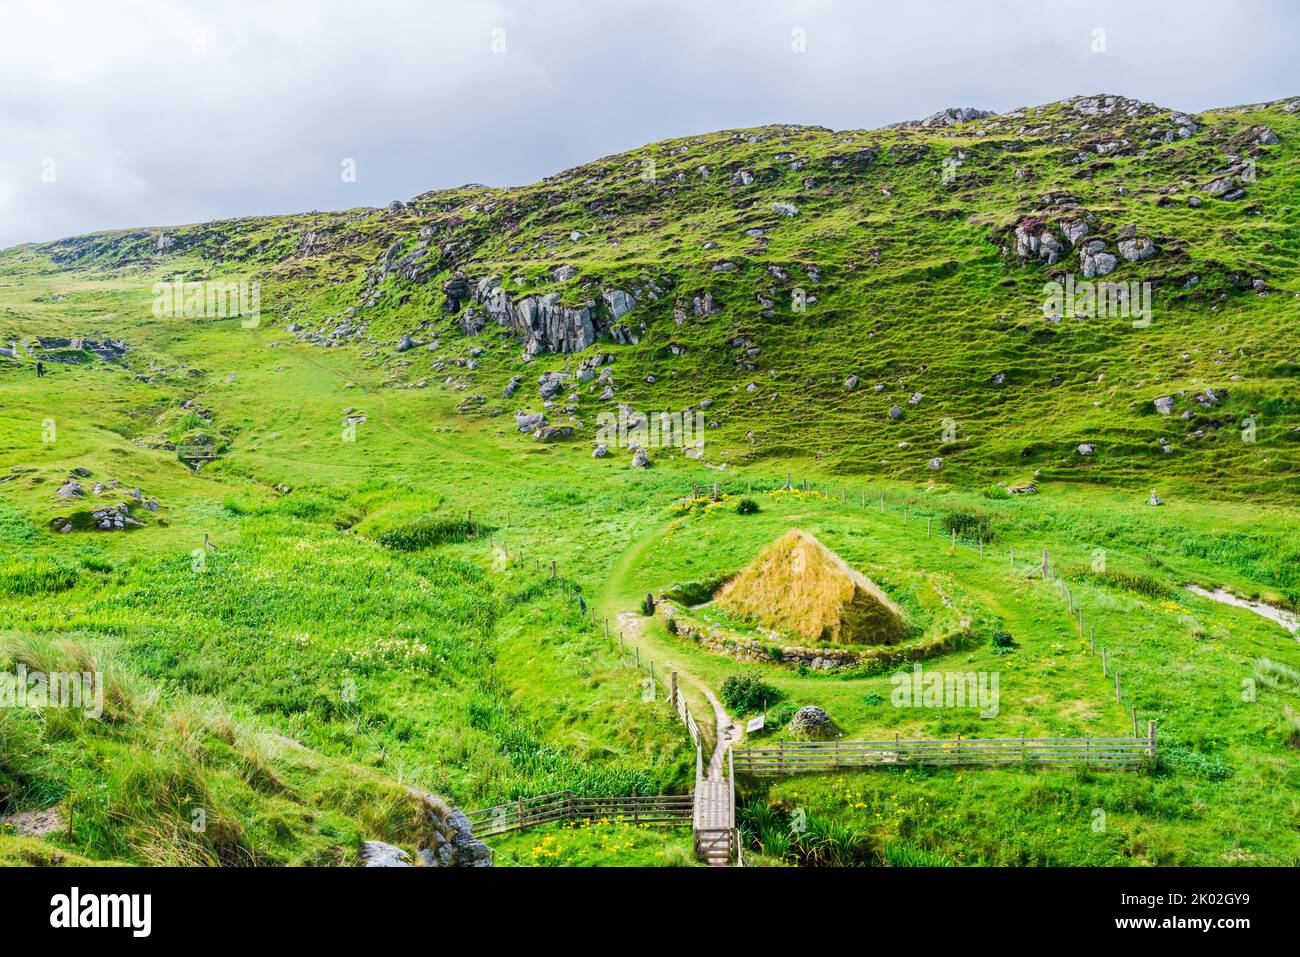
(1, 93, 1298, 866)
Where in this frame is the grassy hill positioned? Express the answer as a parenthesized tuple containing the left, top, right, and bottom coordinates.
(1, 93, 1298, 867)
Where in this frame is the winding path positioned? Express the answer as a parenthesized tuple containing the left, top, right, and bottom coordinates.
(615, 609, 741, 865)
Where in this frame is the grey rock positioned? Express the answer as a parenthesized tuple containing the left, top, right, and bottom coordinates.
(1077, 443, 1095, 456)
(57, 480, 85, 498)
(1154, 395, 1174, 414)
(515, 411, 547, 433)
(1117, 236, 1157, 262)
(361, 841, 412, 867)
(533, 425, 573, 442)
(1080, 242, 1118, 278)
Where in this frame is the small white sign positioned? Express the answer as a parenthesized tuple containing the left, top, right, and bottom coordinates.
(746, 714, 766, 733)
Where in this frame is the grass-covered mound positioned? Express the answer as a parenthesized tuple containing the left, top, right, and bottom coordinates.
(715, 529, 910, 645)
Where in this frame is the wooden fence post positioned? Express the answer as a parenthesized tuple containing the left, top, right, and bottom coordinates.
(979, 539, 984, 559)
(927, 517, 932, 538)
(551, 560, 557, 579)
(1102, 649, 1108, 678)
(1010, 544, 1015, 567)
(951, 528, 957, 548)
(1090, 625, 1095, 653)
(670, 671, 678, 709)
(1131, 706, 1138, 737)
(1115, 671, 1121, 703)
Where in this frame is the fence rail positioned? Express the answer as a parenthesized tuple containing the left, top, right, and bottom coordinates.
(732, 733, 1156, 776)
(465, 790, 694, 839)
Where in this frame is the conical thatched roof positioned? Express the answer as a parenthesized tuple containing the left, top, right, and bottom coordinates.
(715, 529, 910, 645)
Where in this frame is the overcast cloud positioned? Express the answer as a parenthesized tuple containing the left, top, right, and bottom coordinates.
(1, 0, 1296, 248)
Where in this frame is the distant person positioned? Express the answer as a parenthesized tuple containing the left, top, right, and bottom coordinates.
(35, 361, 45, 377)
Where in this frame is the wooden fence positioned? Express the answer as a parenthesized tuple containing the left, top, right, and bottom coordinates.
(672, 679, 702, 748)
(465, 790, 694, 839)
(732, 731, 1156, 776)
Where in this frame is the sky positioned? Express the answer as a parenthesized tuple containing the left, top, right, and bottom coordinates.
(1, 0, 1296, 248)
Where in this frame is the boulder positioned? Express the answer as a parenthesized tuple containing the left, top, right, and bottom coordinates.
(1079, 241, 1117, 278)
(57, 479, 84, 498)
(1154, 395, 1174, 415)
(533, 425, 573, 442)
(515, 411, 547, 433)
(361, 841, 412, 867)
(1117, 236, 1157, 262)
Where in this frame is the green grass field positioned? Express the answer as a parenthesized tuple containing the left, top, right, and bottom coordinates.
(2, 93, 1298, 867)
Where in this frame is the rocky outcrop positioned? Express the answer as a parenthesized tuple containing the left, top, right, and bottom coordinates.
(363, 791, 493, 868)
(471, 277, 597, 354)
(1079, 240, 1118, 278)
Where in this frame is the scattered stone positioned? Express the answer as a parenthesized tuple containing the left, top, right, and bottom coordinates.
(515, 411, 547, 433)
(1154, 395, 1174, 414)
(57, 479, 84, 498)
(631, 449, 650, 468)
(844, 375, 859, 390)
(927, 457, 943, 471)
(1077, 443, 1095, 456)
(592, 443, 608, 458)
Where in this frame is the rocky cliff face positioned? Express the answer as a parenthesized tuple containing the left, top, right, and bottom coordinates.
(469, 275, 598, 354)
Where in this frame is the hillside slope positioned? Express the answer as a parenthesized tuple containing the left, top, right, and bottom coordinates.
(4, 93, 1297, 496)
